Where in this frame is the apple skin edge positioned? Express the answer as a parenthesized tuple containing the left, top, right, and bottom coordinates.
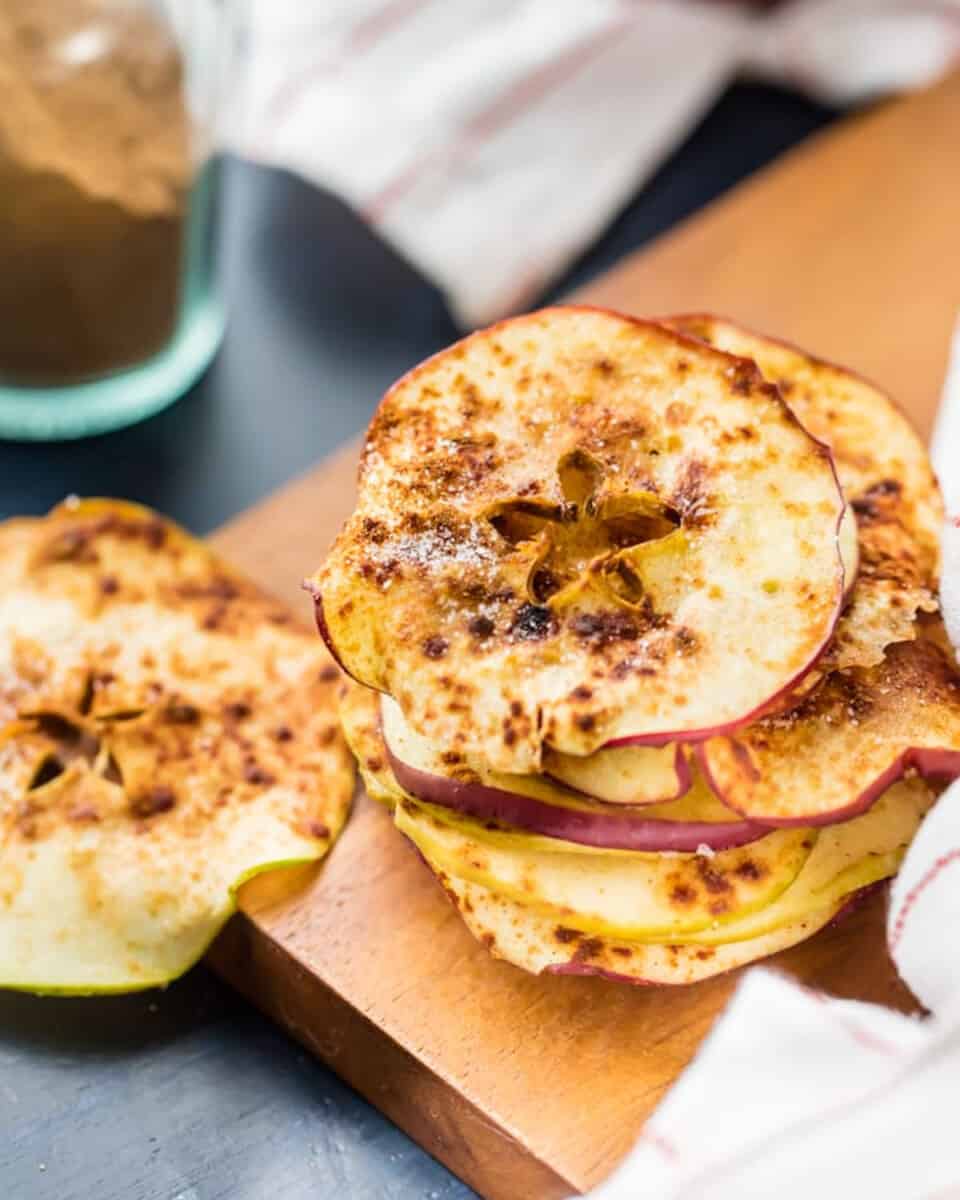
(306, 583, 376, 691)
(384, 741, 772, 853)
(305, 307, 851, 761)
(695, 743, 960, 829)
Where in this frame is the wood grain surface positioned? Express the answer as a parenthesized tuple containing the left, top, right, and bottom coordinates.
(208, 72, 960, 1200)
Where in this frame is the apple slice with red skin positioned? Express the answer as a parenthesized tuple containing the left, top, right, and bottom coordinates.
(664, 314, 942, 678)
(312, 307, 848, 773)
(700, 637, 960, 826)
(380, 693, 771, 852)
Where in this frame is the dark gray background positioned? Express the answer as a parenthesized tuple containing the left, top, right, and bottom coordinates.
(1, 84, 837, 1200)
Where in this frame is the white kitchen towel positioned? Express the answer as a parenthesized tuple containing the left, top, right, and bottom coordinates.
(233, 0, 959, 327)
(590, 338, 960, 1200)
(936, 317, 960, 649)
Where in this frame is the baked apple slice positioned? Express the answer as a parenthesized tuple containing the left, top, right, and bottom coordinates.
(397, 796, 814, 941)
(314, 307, 846, 772)
(700, 637, 960, 825)
(665, 315, 942, 673)
(543, 741, 689, 805)
(337, 677, 398, 806)
(380, 690, 770, 851)
(436, 872, 849, 986)
(0, 500, 353, 993)
(423, 780, 928, 983)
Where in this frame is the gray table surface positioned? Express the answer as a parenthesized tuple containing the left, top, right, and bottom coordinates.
(1, 84, 836, 1200)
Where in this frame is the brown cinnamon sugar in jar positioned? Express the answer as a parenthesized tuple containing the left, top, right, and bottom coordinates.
(0, 0, 192, 384)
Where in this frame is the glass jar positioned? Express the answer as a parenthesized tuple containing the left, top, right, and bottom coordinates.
(0, 0, 230, 440)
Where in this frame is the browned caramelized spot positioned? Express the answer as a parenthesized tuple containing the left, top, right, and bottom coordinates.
(42, 528, 100, 563)
(202, 604, 228, 631)
(696, 859, 733, 895)
(423, 635, 449, 660)
(695, 948, 715, 961)
(166, 702, 199, 725)
(365, 756, 384, 773)
(670, 883, 698, 906)
(306, 819, 331, 839)
(273, 724, 294, 743)
(100, 575, 119, 595)
(554, 926, 580, 944)
(225, 701, 252, 721)
(510, 603, 556, 641)
(467, 614, 495, 639)
(674, 627, 699, 654)
(572, 936, 604, 963)
(729, 362, 757, 396)
(481, 932, 496, 949)
(735, 859, 765, 882)
(319, 664, 340, 684)
(361, 517, 388, 544)
(243, 761, 275, 787)
(131, 786, 176, 817)
(673, 458, 711, 525)
(612, 946, 632, 958)
(576, 713, 595, 732)
(851, 478, 904, 523)
(570, 610, 639, 647)
(571, 684, 593, 701)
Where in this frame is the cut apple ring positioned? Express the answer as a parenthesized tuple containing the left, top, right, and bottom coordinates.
(699, 636, 960, 826)
(665, 315, 943, 675)
(379, 691, 772, 852)
(398, 796, 815, 941)
(0, 500, 354, 994)
(419, 778, 928, 984)
(436, 871, 851, 987)
(313, 307, 847, 773)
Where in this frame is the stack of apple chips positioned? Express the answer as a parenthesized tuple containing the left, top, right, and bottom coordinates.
(313, 308, 960, 984)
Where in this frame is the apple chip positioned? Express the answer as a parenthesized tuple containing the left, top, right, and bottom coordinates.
(337, 677, 399, 806)
(665, 315, 942, 673)
(425, 779, 927, 982)
(379, 690, 769, 852)
(437, 872, 848, 986)
(396, 796, 814, 940)
(0, 500, 353, 993)
(313, 307, 846, 772)
(700, 638, 960, 825)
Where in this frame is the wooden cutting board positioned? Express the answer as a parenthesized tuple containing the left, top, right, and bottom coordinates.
(208, 72, 960, 1200)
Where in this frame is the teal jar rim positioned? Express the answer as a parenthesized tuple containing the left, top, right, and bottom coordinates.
(0, 294, 225, 443)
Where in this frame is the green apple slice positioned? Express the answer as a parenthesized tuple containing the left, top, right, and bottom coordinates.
(437, 871, 846, 986)
(650, 777, 930, 945)
(0, 499, 354, 994)
(396, 798, 814, 940)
